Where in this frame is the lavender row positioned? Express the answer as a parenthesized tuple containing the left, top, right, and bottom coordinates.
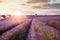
(33, 19, 60, 40)
(26, 19, 38, 40)
(0, 18, 28, 35)
(0, 19, 32, 40)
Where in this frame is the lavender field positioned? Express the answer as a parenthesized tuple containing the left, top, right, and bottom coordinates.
(0, 15, 60, 40)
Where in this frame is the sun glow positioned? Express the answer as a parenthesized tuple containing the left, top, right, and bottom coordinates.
(12, 10, 23, 16)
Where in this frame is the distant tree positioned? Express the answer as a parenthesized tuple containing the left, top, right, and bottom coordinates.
(35, 14, 37, 16)
(1, 15, 6, 19)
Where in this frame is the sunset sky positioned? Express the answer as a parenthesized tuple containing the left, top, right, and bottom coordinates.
(2, 0, 60, 4)
(0, 0, 60, 15)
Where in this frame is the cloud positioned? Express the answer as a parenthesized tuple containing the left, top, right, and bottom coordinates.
(32, 6, 42, 9)
(27, 0, 50, 3)
(2, 0, 27, 4)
